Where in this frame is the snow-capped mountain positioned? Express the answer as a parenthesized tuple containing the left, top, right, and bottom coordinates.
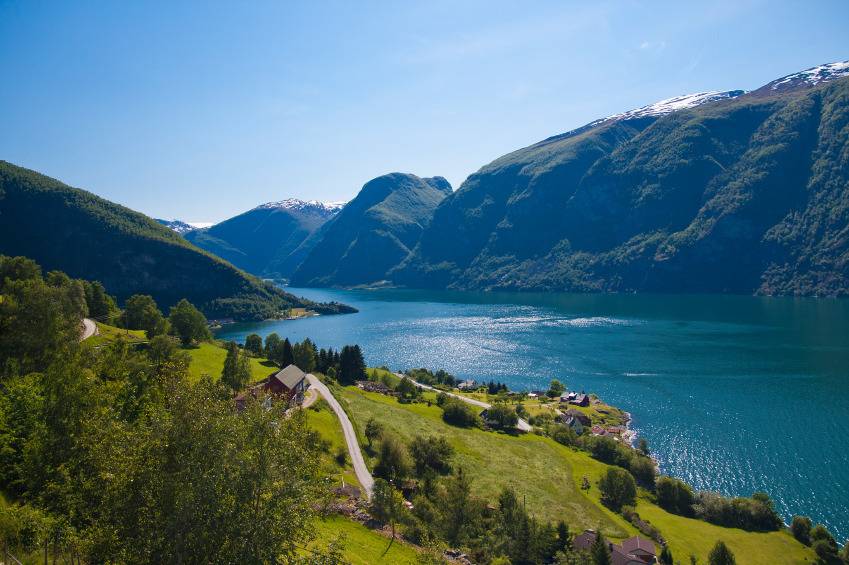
(156, 219, 196, 234)
(254, 198, 345, 216)
(766, 60, 849, 91)
(594, 90, 746, 125)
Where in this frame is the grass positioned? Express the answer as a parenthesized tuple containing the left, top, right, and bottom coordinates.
(309, 515, 419, 564)
(339, 388, 815, 565)
(183, 341, 278, 383)
(88, 321, 146, 346)
(341, 387, 631, 538)
(305, 399, 361, 490)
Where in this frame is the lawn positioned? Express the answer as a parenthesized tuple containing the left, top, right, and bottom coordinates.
(309, 515, 419, 564)
(305, 399, 361, 490)
(183, 341, 278, 383)
(339, 388, 814, 565)
(88, 322, 146, 346)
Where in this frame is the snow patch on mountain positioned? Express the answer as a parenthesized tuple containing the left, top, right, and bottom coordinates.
(594, 90, 745, 125)
(255, 198, 346, 215)
(768, 60, 849, 91)
(156, 219, 197, 234)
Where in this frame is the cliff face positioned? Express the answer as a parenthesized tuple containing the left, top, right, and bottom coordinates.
(393, 74, 849, 297)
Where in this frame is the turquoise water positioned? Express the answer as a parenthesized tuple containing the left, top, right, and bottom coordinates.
(217, 288, 849, 539)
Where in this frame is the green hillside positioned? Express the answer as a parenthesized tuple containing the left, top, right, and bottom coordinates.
(393, 72, 849, 297)
(0, 161, 354, 320)
(184, 201, 339, 279)
(291, 173, 452, 287)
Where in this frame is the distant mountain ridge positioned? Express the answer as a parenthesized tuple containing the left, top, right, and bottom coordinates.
(0, 161, 355, 320)
(184, 198, 344, 279)
(156, 218, 196, 234)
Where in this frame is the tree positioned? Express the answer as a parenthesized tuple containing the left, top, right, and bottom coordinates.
(628, 455, 656, 487)
(408, 435, 454, 476)
(235, 348, 252, 391)
(810, 525, 839, 563)
(441, 399, 480, 427)
(338, 344, 366, 385)
(373, 433, 411, 482)
(547, 379, 565, 398)
(293, 338, 316, 372)
(637, 437, 650, 456)
(659, 545, 674, 564)
(556, 521, 572, 553)
(168, 299, 210, 346)
(364, 418, 383, 449)
(441, 467, 477, 546)
(148, 335, 177, 366)
(120, 294, 167, 338)
(221, 341, 240, 389)
(83, 280, 118, 321)
(395, 377, 419, 401)
(370, 479, 405, 541)
(485, 403, 519, 430)
(264, 333, 281, 358)
(790, 515, 812, 545)
(655, 476, 695, 516)
(598, 468, 636, 511)
(590, 531, 611, 565)
(707, 541, 736, 565)
(281, 338, 294, 366)
(244, 334, 263, 356)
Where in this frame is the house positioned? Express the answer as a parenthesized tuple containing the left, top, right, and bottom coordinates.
(568, 393, 590, 407)
(561, 391, 578, 403)
(355, 380, 393, 395)
(527, 391, 539, 399)
(457, 379, 476, 390)
(591, 424, 607, 436)
(560, 414, 584, 435)
(565, 408, 591, 426)
(265, 364, 310, 403)
(572, 531, 657, 564)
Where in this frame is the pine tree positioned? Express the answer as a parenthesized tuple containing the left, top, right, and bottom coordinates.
(235, 349, 252, 391)
(591, 531, 611, 565)
(282, 338, 294, 366)
(221, 341, 240, 390)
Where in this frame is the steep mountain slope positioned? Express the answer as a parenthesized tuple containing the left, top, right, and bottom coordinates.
(0, 162, 355, 319)
(394, 61, 849, 297)
(184, 199, 343, 279)
(291, 173, 452, 287)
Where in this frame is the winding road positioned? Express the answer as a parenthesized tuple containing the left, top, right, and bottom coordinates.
(306, 374, 374, 498)
(80, 318, 98, 341)
(400, 374, 533, 432)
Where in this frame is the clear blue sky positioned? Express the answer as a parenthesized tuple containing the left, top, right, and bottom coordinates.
(2, 1, 848, 223)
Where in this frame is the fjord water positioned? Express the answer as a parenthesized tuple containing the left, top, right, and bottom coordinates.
(218, 288, 849, 538)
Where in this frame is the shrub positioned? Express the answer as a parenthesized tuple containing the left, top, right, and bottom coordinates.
(693, 491, 783, 531)
(790, 515, 812, 545)
(707, 541, 736, 565)
(628, 455, 656, 487)
(373, 434, 412, 482)
(484, 404, 518, 430)
(441, 399, 480, 428)
(408, 435, 454, 476)
(551, 424, 578, 447)
(655, 476, 695, 516)
(598, 467, 637, 511)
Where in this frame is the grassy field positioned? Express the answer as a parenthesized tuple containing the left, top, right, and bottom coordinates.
(88, 321, 147, 346)
(309, 515, 419, 564)
(305, 399, 361, 490)
(341, 386, 632, 538)
(339, 387, 814, 565)
(183, 341, 278, 383)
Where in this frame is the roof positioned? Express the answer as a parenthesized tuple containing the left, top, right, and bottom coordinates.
(619, 536, 656, 555)
(273, 364, 307, 389)
(573, 530, 597, 550)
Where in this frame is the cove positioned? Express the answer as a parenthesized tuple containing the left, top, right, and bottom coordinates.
(217, 287, 849, 539)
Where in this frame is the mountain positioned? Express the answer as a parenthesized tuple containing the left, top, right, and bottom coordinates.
(290, 173, 452, 287)
(393, 61, 849, 297)
(184, 199, 343, 279)
(156, 218, 196, 234)
(0, 161, 355, 320)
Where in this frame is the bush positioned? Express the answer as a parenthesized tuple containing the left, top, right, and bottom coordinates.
(408, 435, 454, 476)
(373, 434, 412, 482)
(588, 435, 631, 467)
(628, 455, 656, 487)
(655, 476, 695, 516)
(693, 491, 783, 531)
(598, 467, 637, 511)
(441, 399, 480, 428)
(484, 404, 518, 430)
(707, 541, 736, 565)
(551, 424, 578, 447)
(790, 515, 812, 545)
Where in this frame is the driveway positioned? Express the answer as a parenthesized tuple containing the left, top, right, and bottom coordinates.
(306, 374, 374, 498)
(400, 374, 533, 432)
(80, 318, 98, 341)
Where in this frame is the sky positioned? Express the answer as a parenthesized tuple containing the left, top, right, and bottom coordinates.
(1, 1, 848, 224)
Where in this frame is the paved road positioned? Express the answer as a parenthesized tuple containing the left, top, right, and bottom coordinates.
(306, 374, 374, 498)
(80, 318, 98, 341)
(400, 374, 533, 432)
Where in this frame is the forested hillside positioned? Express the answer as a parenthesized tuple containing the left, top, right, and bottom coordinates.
(0, 162, 354, 320)
(291, 173, 452, 287)
(393, 69, 849, 297)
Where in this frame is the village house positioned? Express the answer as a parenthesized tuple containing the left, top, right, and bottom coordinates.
(568, 393, 590, 407)
(457, 379, 477, 390)
(235, 364, 310, 411)
(573, 530, 657, 564)
(560, 413, 584, 435)
(565, 408, 591, 426)
(355, 380, 394, 395)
